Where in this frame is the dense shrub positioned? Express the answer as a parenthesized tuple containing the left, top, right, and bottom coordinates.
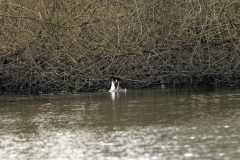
(0, 0, 239, 93)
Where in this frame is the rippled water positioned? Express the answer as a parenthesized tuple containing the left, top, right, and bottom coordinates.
(0, 87, 240, 159)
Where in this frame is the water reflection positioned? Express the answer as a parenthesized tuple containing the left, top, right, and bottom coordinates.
(110, 91, 117, 101)
(0, 87, 240, 159)
(110, 91, 127, 102)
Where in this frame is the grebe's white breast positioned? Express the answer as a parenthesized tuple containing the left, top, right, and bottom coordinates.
(109, 81, 116, 92)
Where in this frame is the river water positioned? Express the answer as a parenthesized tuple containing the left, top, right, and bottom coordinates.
(0, 87, 240, 160)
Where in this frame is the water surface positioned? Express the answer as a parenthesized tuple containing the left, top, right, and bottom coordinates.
(0, 88, 240, 159)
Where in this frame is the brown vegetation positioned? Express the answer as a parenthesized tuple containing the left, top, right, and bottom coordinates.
(0, 0, 240, 94)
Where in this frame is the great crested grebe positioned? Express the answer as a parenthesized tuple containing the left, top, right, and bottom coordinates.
(109, 76, 127, 92)
(109, 76, 117, 92)
(115, 77, 127, 92)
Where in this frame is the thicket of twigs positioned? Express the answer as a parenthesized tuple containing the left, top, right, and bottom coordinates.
(0, 0, 240, 94)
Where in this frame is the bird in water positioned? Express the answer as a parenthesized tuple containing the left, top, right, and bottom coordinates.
(115, 77, 127, 92)
(109, 76, 127, 92)
(109, 76, 117, 92)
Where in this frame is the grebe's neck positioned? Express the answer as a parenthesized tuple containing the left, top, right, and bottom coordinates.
(109, 81, 116, 92)
(116, 81, 127, 92)
(116, 82, 120, 90)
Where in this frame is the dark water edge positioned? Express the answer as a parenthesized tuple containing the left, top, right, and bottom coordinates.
(0, 83, 239, 95)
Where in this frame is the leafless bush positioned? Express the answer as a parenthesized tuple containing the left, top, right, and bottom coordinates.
(0, 0, 239, 93)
